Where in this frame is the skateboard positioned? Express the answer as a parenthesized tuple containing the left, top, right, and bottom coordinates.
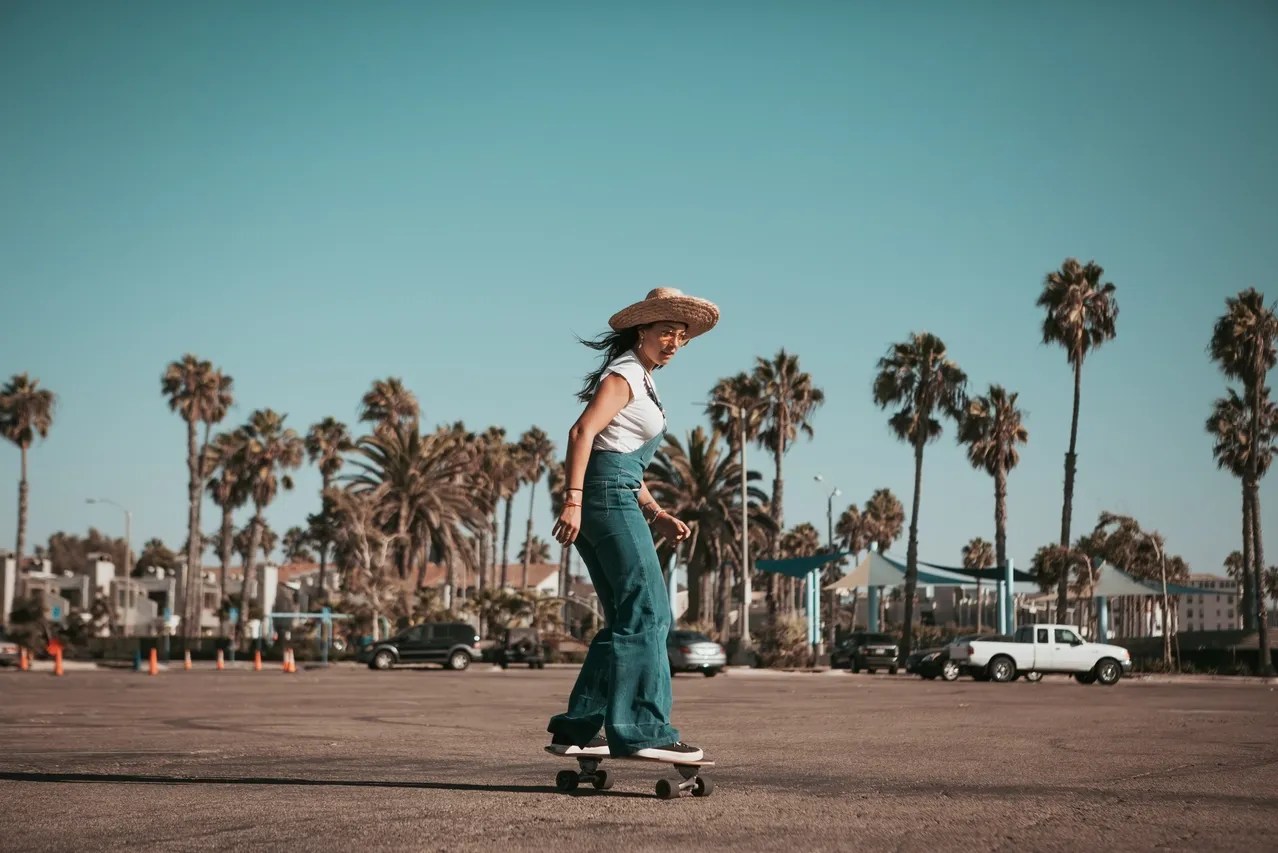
(544, 746, 716, 799)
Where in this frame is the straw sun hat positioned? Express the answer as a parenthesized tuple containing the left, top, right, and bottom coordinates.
(608, 287, 720, 339)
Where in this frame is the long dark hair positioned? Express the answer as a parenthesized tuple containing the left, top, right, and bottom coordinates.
(576, 326, 647, 402)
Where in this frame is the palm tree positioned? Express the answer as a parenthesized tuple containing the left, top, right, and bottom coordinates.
(500, 439, 526, 587)
(282, 526, 315, 563)
(1209, 287, 1278, 675)
(957, 384, 1029, 623)
(305, 417, 353, 596)
(358, 377, 420, 435)
(236, 409, 304, 645)
(0, 374, 56, 572)
(961, 537, 995, 630)
(649, 426, 768, 627)
(517, 535, 552, 566)
(1036, 258, 1119, 612)
(235, 522, 278, 567)
(749, 351, 825, 614)
(546, 461, 571, 600)
(162, 355, 234, 638)
(1205, 389, 1276, 630)
(517, 427, 555, 589)
(1223, 550, 1246, 604)
(1265, 566, 1278, 610)
(861, 488, 905, 552)
(873, 332, 968, 660)
(205, 429, 248, 635)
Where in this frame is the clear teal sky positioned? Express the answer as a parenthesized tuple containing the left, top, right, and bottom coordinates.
(2, 1, 1275, 579)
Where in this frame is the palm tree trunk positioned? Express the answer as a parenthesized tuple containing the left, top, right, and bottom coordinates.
(239, 511, 264, 649)
(184, 418, 202, 640)
(15, 444, 28, 570)
(1241, 480, 1255, 631)
(501, 496, 514, 587)
(522, 478, 537, 589)
(1249, 480, 1272, 675)
(1057, 360, 1082, 620)
(317, 473, 331, 602)
(218, 504, 234, 637)
(902, 438, 925, 661)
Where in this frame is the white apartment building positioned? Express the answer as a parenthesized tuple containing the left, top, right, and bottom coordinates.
(1177, 573, 1239, 632)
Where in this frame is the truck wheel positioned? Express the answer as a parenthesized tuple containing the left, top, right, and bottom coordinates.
(988, 655, 1016, 683)
(447, 650, 471, 671)
(941, 660, 960, 681)
(1023, 671, 1043, 683)
(372, 650, 395, 671)
(1094, 658, 1122, 685)
(1075, 671, 1097, 685)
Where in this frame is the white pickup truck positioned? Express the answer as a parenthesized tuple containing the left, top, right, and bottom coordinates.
(949, 623, 1132, 685)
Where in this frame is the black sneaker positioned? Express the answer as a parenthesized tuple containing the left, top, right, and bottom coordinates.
(634, 741, 703, 761)
(548, 733, 609, 757)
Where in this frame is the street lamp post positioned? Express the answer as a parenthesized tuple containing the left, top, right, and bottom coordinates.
(813, 476, 840, 660)
(702, 401, 752, 655)
(86, 498, 131, 577)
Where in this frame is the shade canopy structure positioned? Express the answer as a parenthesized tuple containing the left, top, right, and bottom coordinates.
(1087, 562, 1217, 598)
(822, 551, 1040, 594)
(754, 551, 852, 579)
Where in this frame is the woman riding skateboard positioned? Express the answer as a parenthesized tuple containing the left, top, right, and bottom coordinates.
(547, 287, 719, 762)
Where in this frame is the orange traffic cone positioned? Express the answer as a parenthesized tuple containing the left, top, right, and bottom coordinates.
(253, 649, 262, 671)
(184, 650, 192, 671)
(149, 648, 159, 676)
(19, 647, 29, 671)
(53, 648, 64, 677)
(216, 649, 225, 671)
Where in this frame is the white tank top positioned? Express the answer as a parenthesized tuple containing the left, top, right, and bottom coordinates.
(591, 351, 666, 453)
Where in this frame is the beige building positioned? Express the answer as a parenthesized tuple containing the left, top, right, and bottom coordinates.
(1177, 573, 1239, 632)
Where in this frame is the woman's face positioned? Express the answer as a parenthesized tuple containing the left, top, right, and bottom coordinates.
(638, 321, 690, 369)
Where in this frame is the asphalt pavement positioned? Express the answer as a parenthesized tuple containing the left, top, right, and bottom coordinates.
(1, 663, 1275, 852)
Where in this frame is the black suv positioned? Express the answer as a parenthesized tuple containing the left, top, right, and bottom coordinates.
(831, 630, 900, 674)
(361, 622, 480, 671)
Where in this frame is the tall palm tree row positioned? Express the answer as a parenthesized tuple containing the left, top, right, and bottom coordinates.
(1036, 259, 1119, 619)
(957, 384, 1029, 626)
(205, 429, 248, 635)
(0, 373, 56, 575)
(1209, 287, 1278, 675)
(235, 409, 304, 646)
(960, 537, 995, 631)
(305, 417, 353, 598)
(747, 351, 824, 616)
(517, 427, 555, 589)
(873, 332, 968, 660)
(161, 355, 233, 639)
(648, 426, 769, 630)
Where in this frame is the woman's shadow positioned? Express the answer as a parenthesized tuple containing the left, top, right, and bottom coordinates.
(0, 770, 651, 798)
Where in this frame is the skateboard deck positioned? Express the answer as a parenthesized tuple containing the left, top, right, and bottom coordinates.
(544, 746, 716, 799)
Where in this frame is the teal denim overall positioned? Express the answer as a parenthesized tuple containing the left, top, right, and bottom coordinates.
(547, 430, 679, 755)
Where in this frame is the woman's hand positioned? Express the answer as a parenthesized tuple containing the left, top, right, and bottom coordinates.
(653, 511, 691, 543)
(553, 504, 583, 545)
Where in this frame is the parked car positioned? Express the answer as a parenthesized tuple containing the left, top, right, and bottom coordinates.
(831, 630, 899, 674)
(906, 645, 961, 681)
(359, 621, 480, 671)
(949, 623, 1132, 685)
(0, 630, 19, 667)
(496, 626, 546, 669)
(667, 629, 726, 676)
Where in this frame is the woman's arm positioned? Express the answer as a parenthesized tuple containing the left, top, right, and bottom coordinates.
(553, 374, 630, 545)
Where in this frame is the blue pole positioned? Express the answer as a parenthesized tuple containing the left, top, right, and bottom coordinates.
(1005, 558, 1016, 633)
(996, 580, 1007, 634)
(807, 569, 818, 646)
(321, 606, 331, 667)
(1096, 595, 1109, 641)
(867, 586, 880, 632)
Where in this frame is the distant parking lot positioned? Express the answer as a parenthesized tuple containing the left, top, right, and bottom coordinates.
(1, 665, 1275, 851)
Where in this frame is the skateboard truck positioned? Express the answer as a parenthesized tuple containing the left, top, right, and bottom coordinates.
(553, 756, 715, 799)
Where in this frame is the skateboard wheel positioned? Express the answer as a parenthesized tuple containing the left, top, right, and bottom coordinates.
(592, 769, 613, 790)
(691, 775, 714, 797)
(555, 769, 579, 792)
(655, 779, 677, 799)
